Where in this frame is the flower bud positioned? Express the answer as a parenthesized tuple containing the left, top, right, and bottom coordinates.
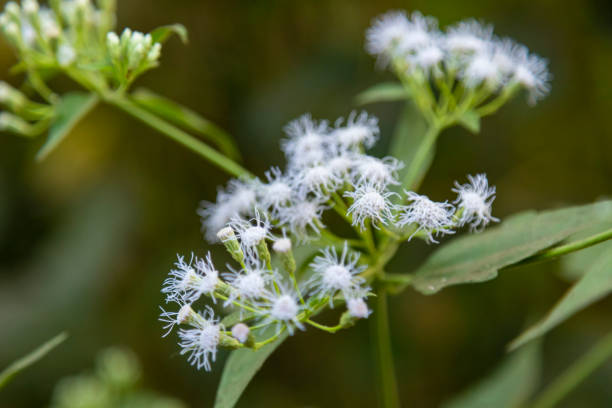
(22, 0, 39, 15)
(273, 237, 296, 274)
(217, 227, 245, 265)
(231, 323, 251, 344)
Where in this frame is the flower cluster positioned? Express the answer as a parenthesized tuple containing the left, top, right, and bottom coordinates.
(163, 110, 499, 371)
(366, 11, 551, 111)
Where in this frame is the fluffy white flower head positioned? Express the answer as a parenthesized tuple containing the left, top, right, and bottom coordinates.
(178, 307, 220, 371)
(282, 114, 328, 169)
(272, 237, 292, 253)
(231, 323, 250, 343)
(345, 184, 397, 230)
(399, 191, 456, 243)
(445, 20, 493, 54)
(347, 297, 371, 319)
(332, 111, 379, 150)
(365, 11, 411, 59)
(453, 173, 499, 231)
(277, 198, 324, 238)
(353, 156, 403, 187)
(229, 211, 272, 256)
(309, 243, 366, 302)
(260, 167, 292, 212)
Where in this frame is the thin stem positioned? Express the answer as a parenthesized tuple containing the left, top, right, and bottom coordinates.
(506, 227, 612, 269)
(380, 273, 413, 286)
(253, 327, 286, 350)
(213, 292, 259, 314)
(530, 331, 612, 408)
(401, 121, 442, 192)
(106, 95, 251, 178)
(305, 319, 342, 333)
(371, 287, 400, 408)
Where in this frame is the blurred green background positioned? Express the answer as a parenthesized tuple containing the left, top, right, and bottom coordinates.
(1, 0, 612, 407)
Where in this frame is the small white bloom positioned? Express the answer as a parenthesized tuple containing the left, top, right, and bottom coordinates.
(229, 211, 273, 257)
(39, 8, 60, 38)
(282, 114, 328, 169)
(327, 153, 355, 178)
(162, 253, 219, 303)
(272, 237, 292, 253)
(510, 45, 551, 104)
(256, 284, 304, 335)
(178, 307, 221, 371)
(452, 173, 499, 231)
(332, 111, 379, 150)
(57, 43, 77, 66)
(223, 264, 270, 306)
(445, 19, 493, 55)
(277, 198, 325, 238)
(231, 323, 250, 343)
(22, 0, 38, 15)
(463, 49, 502, 89)
(365, 11, 411, 62)
(398, 191, 456, 243)
(159, 297, 195, 337)
(345, 184, 397, 230)
(192, 253, 220, 301)
(20, 19, 36, 46)
(309, 243, 366, 303)
(411, 42, 444, 72)
(259, 167, 293, 214)
(397, 12, 438, 54)
(291, 163, 341, 199)
(216, 226, 235, 242)
(352, 156, 403, 187)
(347, 297, 371, 319)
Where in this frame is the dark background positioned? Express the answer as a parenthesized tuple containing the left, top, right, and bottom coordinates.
(1, 0, 612, 406)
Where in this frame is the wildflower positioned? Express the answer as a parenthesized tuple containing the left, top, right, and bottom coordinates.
(510, 45, 551, 104)
(229, 211, 273, 257)
(445, 20, 493, 55)
(452, 173, 499, 231)
(292, 163, 341, 199)
(159, 297, 196, 337)
(345, 184, 397, 230)
(352, 156, 403, 187)
(398, 191, 455, 243)
(332, 111, 379, 150)
(309, 243, 366, 303)
(347, 297, 371, 319)
(177, 307, 221, 371)
(162, 253, 219, 303)
(411, 42, 444, 74)
(277, 198, 326, 238)
(282, 114, 328, 169)
(256, 285, 304, 335)
(259, 167, 293, 213)
(272, 236, 292, 254)
(365, 11, 411, 62)
(223, 264, 269, 306)
(231, 323, 250, 343)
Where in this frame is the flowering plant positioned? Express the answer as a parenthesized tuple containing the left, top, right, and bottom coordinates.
(1, 4, 612, 408)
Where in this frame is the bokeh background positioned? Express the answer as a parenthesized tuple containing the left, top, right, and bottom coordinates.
(1, 0, 612, 407)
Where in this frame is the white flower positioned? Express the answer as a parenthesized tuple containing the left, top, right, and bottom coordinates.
(327, 153, 356, 178)
(463, 49, 502, 89)
(256, 284, 304, 335)
(510, 45, 550, 104)
(397, 12, 438, 54)
(352, 156, 403, 187)
(159, 297, 195, 337)
(332, 111, 379, 150)
(345, 184, 397, 230)
(309, 243, 366, 303)
(162, 253, 219, 303)
(452, 173, 499, 231)
(229, 211, 273, 257)
(398, 191, 455, 243)
(198, 179, 259, 242)
(231, 323, 250, 343)
(282, 114, 328, 169)
(411, 42, 444, 73)
(39, 8, 60, 38)
(277, 198, 325, 238)
(177, 307, 221, 371)
(272, 237, 292, 253)
(347, 297, 371, 319)
(223, 264, 270, 306)
(259, 167, 293, 214)
(365, 11, 411, 61)
(291, 163, 341, 199)
(445, 20, 493, 55)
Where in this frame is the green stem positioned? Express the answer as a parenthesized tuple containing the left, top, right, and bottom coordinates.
(305, 319, 342, 333)
(530, 331, 612, 408)
(372, 287, 400, 408)
(106, 95, 251, 178)
(506, 227, 612, 269)
(401, 121, 442, 192)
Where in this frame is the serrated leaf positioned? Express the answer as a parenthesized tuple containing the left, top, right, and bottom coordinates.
(0, 332, 68, 389)
(443, 341, 541, 408)
(214, 331, 289, 408)
(131, 88, 240, 160)
(355, 82, 410, 105)
(150, 24, 188, 44)
(36, 92, 98, 161)
(413, 201, 612, 295)
(389, 100, 430, 194)
(457, 110, 481, 134)
(509, 249, 612, 350)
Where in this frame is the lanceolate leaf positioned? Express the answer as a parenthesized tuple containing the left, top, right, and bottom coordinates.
(412, 201, 612, 295)
(509, 249, 612, 350)
(0, 332, 68, 389)
(36, 92, 98, 160)
(457, 110, 481, 134)
(131, 88, 241, 160)
(214, 332, 289, 408)
(150, 24, 188, 44)
(443, 341, 541, 408)
(354, 82, 410, 105)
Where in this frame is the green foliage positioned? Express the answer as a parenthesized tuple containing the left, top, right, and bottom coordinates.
(457, 110, 481, 134)
(509, 248, 612, 350)
(36, 92, 98, 160)
(412, 201, 612, 294)
(0, 332, 68, 389)
(214, 331, 289, 408)
(355, 82, 410, 105)
(150, 24, 189, 45)
(443, 341, 541, 408)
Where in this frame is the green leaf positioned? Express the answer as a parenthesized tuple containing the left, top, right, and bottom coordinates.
(443, 341, 541, 408)
(0, 332, 68, 389)
(131, 88, 241, 161)
(413, 201, 612, 295)
(457, 110, 481, 134)
(214, 331, 289, 408)
(150, 24, 188, 44)
(389, 100, 430, 194)
(509, 248, 612, 350)
(36, 92, 98, 161)
(355, 82, 410, 105)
